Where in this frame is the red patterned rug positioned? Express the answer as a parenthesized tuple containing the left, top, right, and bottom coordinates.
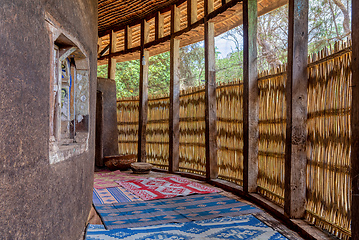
(94, 170, 144, 189)
(116, 176, 220, 200)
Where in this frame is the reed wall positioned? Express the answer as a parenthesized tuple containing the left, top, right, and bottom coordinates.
(146, 95, 170, 169)
(115, 41, 353, 240)
(216, 80, 244, 185)
(179, 86, 206, 175)
(257, 66, 287, 207)
(117, 97, 139, 155)
(305, 42, 352, 240)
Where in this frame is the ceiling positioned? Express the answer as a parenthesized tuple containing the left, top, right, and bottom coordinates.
(97, 0, 288, 64)
(98, 0, 181, 37)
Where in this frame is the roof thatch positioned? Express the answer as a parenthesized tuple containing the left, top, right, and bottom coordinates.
(98, 0, 288, 64)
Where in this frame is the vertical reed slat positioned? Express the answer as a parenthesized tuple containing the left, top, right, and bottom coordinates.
(306, 40, 351, 240)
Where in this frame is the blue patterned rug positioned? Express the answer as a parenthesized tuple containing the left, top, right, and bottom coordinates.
(86, 215, 288, 240)
(94, 193, 261, 229)
(93, 187, 142, 204)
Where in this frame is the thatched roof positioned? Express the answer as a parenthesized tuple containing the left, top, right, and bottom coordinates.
(98, 0, 288, 64)
(99, 0, 179, 36)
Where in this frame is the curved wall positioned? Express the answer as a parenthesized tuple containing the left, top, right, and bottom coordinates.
(0, 0, 97, 239)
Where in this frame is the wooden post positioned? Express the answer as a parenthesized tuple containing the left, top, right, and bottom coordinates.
(138, 20, 149, 163)
(351, 1, 359, 238)
(108, 30, 117, 80)
(204, 0, 214, 15)
(169, 10, 181, 172)
(187, 0, 197, 26)
(97, 38, 102, 54)
(243, 0, 258, 193)
(95, 91, 104, 167)
(284, 0, 308, 218)
(204, 0, 218, 180)
(155, 12, 164, 40)
(144, 20, 150, 44)
(171, 4, 180, 33)
(125, 25, 132, 50)
(70, 58, 76, 139)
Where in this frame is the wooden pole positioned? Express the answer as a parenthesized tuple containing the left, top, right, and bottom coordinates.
(204, 0, 214, 16)
(155, 12, 164, 40)
(204, 0, 218, 180)
(172, 4, 180, 33)
(169, 6, 181, 172)
(204, 0, 214, 15)
(108, 30, 117, 80)
(95, 91, 104, 166)
(187, 0, 197, 26)
(144, 20, 150, 44)
(124, 25, 132, 50)
(284, 0, 308, 218)
(243, 0, 258, 193)
(97, 38, 102, 54)
(351, 0, 359, 238)
(138, 20, 149, 162)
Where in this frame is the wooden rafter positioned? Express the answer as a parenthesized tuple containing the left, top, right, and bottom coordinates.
(98, 0, 288, 64)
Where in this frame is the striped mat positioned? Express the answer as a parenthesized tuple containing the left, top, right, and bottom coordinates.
(93, 187, 142, 205)
(94, 193, 261, 229)
(86, 215, 287, 240)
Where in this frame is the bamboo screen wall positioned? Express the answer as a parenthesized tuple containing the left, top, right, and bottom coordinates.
(306, 42, 352, 240)
(117, 97, 139, 155)
(257, 66, 287, 207)
(179, 86, 206, 175)
(216, 80, 244, 185)
(146, 95, 170, 169)
(115, 42, 352, 240)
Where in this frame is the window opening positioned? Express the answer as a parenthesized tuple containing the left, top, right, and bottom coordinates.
(46, 14, 90, 164)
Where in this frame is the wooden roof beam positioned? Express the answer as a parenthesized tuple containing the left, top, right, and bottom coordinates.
(205, 0, 215, 15)
(143, 20, 150, 44)
(108, 30, 117, 80)
(99, 44, 110, 57)
(187, 0, 197, 26)
(99, 0, 240, 61)
(155, 12, 164, 40)
(171, 4, 181, 34)
(124, 25, 132, 50)
(98, 0, 289, 64)
(97, 38, 102, 54)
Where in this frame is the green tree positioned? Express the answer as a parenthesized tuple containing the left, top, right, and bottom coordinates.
(216, 50, 243, 83)
(148, 51, 171, 96)
(97, 60, 140, 98)
(220, 0, 351, 72)
(179, 42, 205, 88)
